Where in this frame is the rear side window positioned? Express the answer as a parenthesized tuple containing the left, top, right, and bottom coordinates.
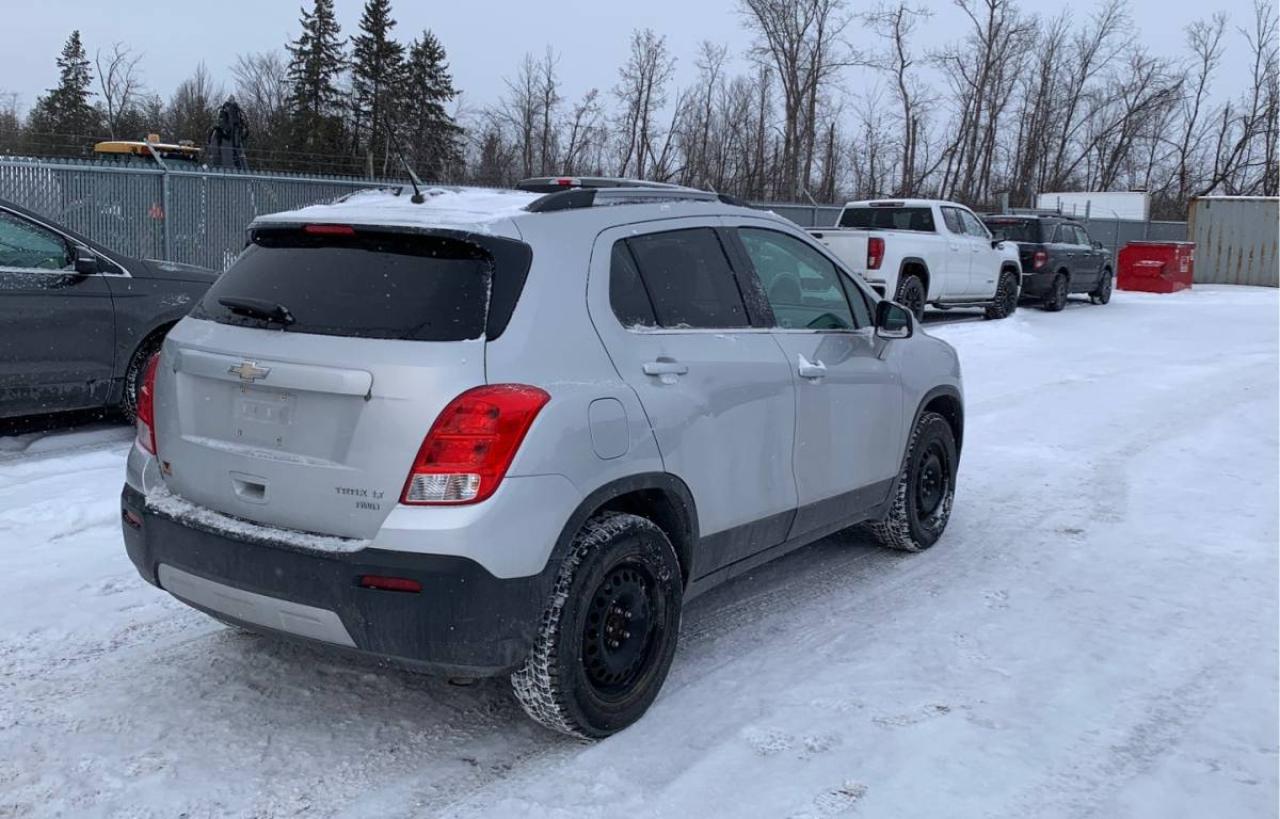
(839, 207, 935, 232)
(192, 228, 524, 341)
(622, 228, 748, 328)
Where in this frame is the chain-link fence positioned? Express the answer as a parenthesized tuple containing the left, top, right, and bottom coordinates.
(0, 156, 1190, 273)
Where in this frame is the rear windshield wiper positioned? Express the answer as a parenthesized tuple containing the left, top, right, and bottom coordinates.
(218, 296, 296, 327)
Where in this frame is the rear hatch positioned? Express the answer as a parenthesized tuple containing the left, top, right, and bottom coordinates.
(982, 217, 1043, 270)
(152, 223, 531, 540)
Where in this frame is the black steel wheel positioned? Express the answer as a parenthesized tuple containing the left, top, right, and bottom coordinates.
(512, 512, 682, 739)
(863, 411, 958, 552)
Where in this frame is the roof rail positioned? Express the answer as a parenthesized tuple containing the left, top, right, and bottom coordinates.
(516, 176, 693, 193)
(525, 186, 748, 214)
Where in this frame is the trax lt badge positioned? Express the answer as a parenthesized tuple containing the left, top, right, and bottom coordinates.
(228, 361, 271, 382)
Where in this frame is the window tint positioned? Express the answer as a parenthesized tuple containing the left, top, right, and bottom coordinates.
(0, 211, 70, 270)
(960, 210, 989, 238)
(983, 219, 1042, 243)
(839, 206, 936, 232)
(610, 241, 656, 327)
(941, 207, 966, 235)
(740, 228, 856, 330)
(624, 228, 748, 328)
(191, 228, 507, 341)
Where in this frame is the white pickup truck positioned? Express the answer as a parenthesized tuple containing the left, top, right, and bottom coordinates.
(810, 199, 1022, 320)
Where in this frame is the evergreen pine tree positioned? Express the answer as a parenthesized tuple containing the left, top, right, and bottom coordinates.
(285, 0, 347, 170)
(402, 30, 463, 182)
(350, 0, 406, 177)
(28, 31, 101, 155)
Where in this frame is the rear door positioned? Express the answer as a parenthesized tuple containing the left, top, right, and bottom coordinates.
(939, 206, 975, 297)
(153, 226, 524, 540)
(0, 208, 115, 416)
(589, 220, 798, 577)
(730, 224, 903, 538)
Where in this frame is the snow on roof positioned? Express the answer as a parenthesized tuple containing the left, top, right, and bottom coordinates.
(253, 186, 542, 232)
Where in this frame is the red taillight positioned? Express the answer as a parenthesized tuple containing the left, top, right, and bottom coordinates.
(401, 384, 550, 505)
(359, 575, 422, 593)
(1033, 250, 1048, 270)
(303, 223, 356, 236)
(135, 354, 160, 455)
(867, 237, 885, 270)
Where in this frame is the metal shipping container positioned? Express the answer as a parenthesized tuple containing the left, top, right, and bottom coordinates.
(1187, 196, 1279, 287)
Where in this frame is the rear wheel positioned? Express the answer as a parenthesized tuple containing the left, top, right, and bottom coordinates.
(119, 332, 166, 422)
(895, 273, 927, 320)
(863, 411, 957, 552)
(1090, 269, 1113, 305)
(1042, 274, 1068, 312)
(511, 512, 683, 739)
(984, 270, 1020, 320)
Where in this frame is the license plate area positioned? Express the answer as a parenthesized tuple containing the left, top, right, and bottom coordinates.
(234, 385, 297, 447)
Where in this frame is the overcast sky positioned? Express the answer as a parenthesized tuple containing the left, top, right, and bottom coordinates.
(2, 0, 1262, 118)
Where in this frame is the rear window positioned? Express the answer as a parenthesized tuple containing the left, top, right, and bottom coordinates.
(839, 207, 935, 232)
(192, 228, 528, 341)
(984, 219, 1042, 243)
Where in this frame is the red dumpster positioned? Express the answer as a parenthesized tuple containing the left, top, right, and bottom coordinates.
(1117, 241, 1195, 293)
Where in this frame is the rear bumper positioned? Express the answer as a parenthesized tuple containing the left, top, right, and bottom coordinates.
(121, 484, 555, 676)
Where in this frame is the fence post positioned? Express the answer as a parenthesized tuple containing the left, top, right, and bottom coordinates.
(161, 167, 173, 261)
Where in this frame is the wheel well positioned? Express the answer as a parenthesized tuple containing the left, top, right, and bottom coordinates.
(597, 488, 696, 586)
(922, 393, 964, 456)
(1001, 263, 1019, 277)
(900, 261, 929, 295)
(134, 322, 176, 364)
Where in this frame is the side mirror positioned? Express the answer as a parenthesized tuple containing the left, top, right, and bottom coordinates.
(875, 300, 914, 340)
(990, 238, 1004, 249)
(73, 247, 99, 275)
(1092, 241, 1103, 250)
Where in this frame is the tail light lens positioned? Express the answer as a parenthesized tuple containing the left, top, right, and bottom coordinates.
(1033, 250, 1048, 270)
(401, 384, 550, 505)
(867, 237, 885, 270)
(135, 354, 160, 455)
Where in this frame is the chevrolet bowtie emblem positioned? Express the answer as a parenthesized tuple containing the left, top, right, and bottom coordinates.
(228, 361, 271, 382)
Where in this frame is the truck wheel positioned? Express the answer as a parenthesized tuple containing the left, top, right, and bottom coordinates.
(511, 512, 683, 739)
(895, 273, 927, 320)
(984, 270, 1019, 320)
(1042, 274, 1068, 312)
(1090, 269, 1113, 305)
(119, 333, 166, 422)
(863, 411, 957, 552)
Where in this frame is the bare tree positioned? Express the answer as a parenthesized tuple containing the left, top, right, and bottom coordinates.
(614, 28, 675, 178)
(95, 42, 146, 138)
(864, 3, 932, 195)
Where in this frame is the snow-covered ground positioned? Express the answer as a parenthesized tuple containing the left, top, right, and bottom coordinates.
(1, 286, 1276, 819)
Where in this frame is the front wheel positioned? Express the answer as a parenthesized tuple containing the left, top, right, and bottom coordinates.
(895, 273, 927, 321)
(984, 270, 1020, 320)
(511, 512, 683, 739)
(1090, 269, 1113, 305)
(863, 411, 957, 552)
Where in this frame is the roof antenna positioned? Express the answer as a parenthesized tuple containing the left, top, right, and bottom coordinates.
(386, 122, 426, 204)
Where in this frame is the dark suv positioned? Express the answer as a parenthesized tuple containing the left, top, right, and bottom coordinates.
(981, 215, 1112, 311)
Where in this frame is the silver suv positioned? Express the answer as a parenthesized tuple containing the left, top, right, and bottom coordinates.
(120, 179, 964, 738)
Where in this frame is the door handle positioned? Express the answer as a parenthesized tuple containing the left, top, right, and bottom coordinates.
(643, 358, 687, 383)
(797, 354, 827, 379)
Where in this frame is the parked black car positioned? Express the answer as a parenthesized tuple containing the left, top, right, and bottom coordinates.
(0, 198, 217, 420)
(981, 215, 1113, 311)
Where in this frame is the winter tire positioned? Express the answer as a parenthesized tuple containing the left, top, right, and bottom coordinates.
(511, 512, 683, 739)
(1042, 274, 1068, 312)
(120, 333, 165, 422)
(984, 269, 1020, 320)
(895, 273, 927, 321)
(863, 411, 957, 552)
(1090, 269, 1113, 305)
